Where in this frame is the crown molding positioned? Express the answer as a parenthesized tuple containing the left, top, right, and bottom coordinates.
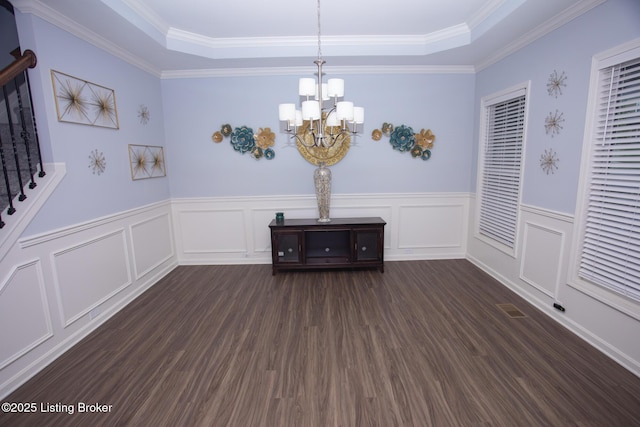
(102, 0, 168, 45)
(107, 0, 525, 60)
(468, 0, 526, 41)
(12, 0, 606, 78)
(106, 0, 492, 59)
(12, 0, 477, 79)
(475, 0, 606, 71)
(163, 28, 475, 60)
(160, 65, 476, 79)
(11, 0, 161, 77)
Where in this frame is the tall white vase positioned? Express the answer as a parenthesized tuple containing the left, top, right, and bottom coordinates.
(314, 162, 331, 223)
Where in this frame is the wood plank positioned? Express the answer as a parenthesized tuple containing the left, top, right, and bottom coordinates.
(2, 260, 639, 426)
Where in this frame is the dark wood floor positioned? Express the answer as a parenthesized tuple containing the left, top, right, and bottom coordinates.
(2, 260, 640, 426)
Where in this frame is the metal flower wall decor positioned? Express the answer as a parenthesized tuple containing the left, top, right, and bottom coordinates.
(212, 124, 276, 160)
(371, 122, 435, 161)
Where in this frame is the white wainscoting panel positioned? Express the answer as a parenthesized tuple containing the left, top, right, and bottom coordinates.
(174, 197, 327, 264)
(131, 213, 175, 280)
(0, 260, 52, 370)
(179, 209, 247, 254)
(52, 229, 132, 327)
(468, 200, 640, 377)
(520, 221, 565, 298)
(467, 201, 574, 305)
(173, 193, 469, 264)
(0, 201, 178, 399)
(398, 203, 466, 251)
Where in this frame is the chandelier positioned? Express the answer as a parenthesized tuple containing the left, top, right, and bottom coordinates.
(278, 0, 364, 148)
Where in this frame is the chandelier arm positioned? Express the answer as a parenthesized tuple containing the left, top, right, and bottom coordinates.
(298, 134, 316, 148)
(284, 129, 313, 148)
(328, 127, 349, 142)
(293, 127, 319, 148)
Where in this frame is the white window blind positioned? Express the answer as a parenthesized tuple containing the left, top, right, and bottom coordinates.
(579, 57, 640, 300)
(479, 92, 526, 249)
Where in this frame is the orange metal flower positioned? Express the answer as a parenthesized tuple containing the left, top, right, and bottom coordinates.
(255, 127, 276, 148)
(415, 128, 435, 149)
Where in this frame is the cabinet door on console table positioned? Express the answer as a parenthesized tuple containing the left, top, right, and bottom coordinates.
(269, 217, 385, 275)
(353, 228, 384, 271)
(271, 230, 303, 268)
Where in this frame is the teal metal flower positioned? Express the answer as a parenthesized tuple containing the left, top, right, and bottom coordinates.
(421, 149, 431, 161)
(389, 125, 415, 152)
(230, 126, 255, 153)
(264, 148, 275, 160)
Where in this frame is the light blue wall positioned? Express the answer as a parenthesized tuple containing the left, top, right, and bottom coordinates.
(162, 72, 475, 198)
(14, 12, 170, 235)
(13, 0, 640, 235)
(15, 9, 476, 237)
(473, 0, 640, 215)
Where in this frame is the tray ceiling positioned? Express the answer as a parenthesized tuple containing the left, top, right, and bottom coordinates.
(10, 0, 605, 75)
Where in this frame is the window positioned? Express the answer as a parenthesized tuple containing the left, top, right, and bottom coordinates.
(574, 43, 640, 305)
(476, 84, 529, 254)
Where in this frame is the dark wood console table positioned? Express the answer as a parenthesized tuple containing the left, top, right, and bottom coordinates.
(269, 217, 386, 275)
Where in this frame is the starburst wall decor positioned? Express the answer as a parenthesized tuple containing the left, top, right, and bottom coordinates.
(51, 70, 119, 129)
(544, 110, 565, 137)
(138, 104, 150, 125)
(547, 70, 567, 98)
(128, 144, 166, 180)
(540, 148, 559, 175)
(88, 149, 106, 175)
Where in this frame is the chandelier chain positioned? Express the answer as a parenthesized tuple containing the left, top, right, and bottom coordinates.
(317, 0, 322, 60)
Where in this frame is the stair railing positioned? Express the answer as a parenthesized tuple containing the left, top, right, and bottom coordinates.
(0, 49, 45, 228)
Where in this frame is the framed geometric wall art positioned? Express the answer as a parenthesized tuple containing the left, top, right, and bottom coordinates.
(51, 70, 119, 129)
(128, 144, 166, 180)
